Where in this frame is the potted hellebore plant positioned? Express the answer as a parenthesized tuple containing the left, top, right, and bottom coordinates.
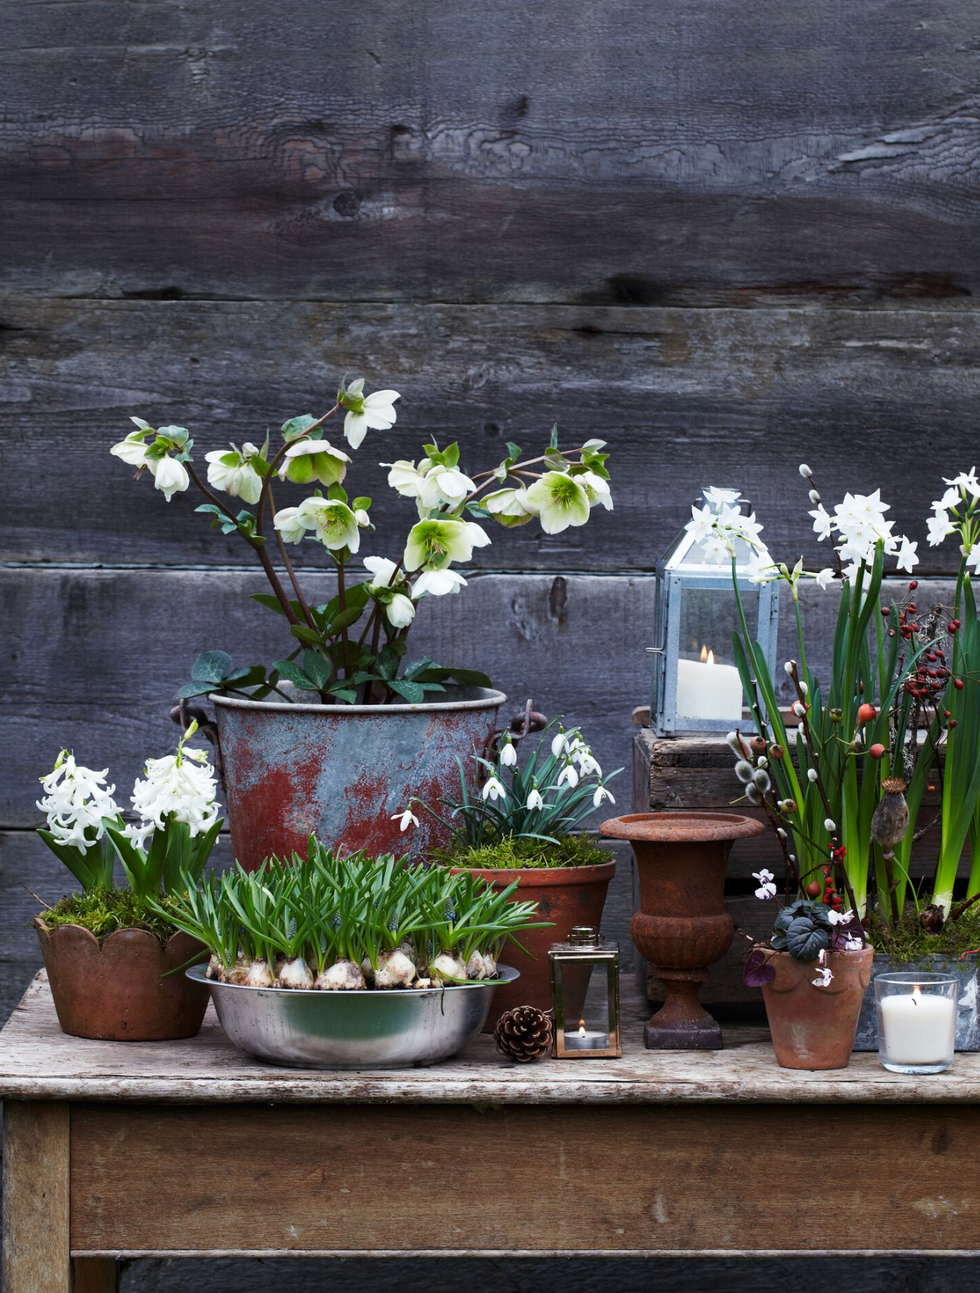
(109, 383, 613, 866)
(395, 705, 621, 1025)
(689, 467, 980, 1053)
(34, 725, 221, 1040)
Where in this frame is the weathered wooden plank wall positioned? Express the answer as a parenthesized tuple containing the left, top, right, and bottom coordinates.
(2, 0, 979, 1287)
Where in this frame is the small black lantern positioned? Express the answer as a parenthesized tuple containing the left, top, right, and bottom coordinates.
(549, 926, 621, 1059)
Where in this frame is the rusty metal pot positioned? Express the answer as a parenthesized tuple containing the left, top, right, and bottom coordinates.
(34, 920, 209, 1041)
(449, 861, 617, 1030)
(211, 686, 506, 869)
(761, 946, 874, 1070)
(600, 811, 765, 1050)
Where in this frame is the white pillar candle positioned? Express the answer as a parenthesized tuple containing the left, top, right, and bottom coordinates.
(675, 648, 743, 723)
(880, 988, 956, 1065)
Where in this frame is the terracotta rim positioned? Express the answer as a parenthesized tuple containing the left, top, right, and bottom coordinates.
(33, 918, 196, 955)
(449, 860, 617, 886)
(211, 683, 507, 717)
(599, 812, 766, 843)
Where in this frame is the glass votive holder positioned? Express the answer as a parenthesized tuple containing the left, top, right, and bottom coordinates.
(874, 972, 957, 1074)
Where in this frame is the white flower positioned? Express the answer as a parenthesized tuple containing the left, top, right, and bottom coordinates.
(579, 471, 614, 511)
(927, 509, 955, 547)
(37, 752, 119, 852)
(273, 506, 308, 545)
(151, 454, 190, 502)
(812, 967, 834, 988)
(130, 745, 219, 839)
(844, 935, 864, 951)
(341, 378, 400, 450)
(418, 463, 476, 511)
(551, 729, 569, 757)
(481, 775, 507, 803)
(523, 471, 591, 535)
(110, 424, 154, 468)
(592, 784, 615, 808)
(809, 505, 833, 541)
(824, 817, 836, 832)
(500, 739, 517, 768)
(814, 568, 835, 590)
(412, 568, 468, 598)
(295, 497, 361, 554)
(483, 486, 536, 528)
(403, 518, 488, 571)
(384, 458, 429, 500)
(279, 438, 350, 487)
(363, 556, 400, 590)
(827, 908, 855, 926)
(392, 807, 419, 832)
(557, 762, 579, 788)
(526, 786, 545, 811)
(205, 443, 264, 504)
(703, 486, 742, 509)
(967, 546, 980, 574)
(686, 500, 766, 558)
(354, 508, 371, 527)
(385, 593, 415, 628)
(574, 747, 603, 777)
(942, 467, 980, 501)
(745, 549, 778, 584)
(752, 869, 777, 900)
(895, 536, 919, 573)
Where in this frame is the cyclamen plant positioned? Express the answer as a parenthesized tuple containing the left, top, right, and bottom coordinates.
(109, 380, 613, 705)
(744, 873, 866, 990)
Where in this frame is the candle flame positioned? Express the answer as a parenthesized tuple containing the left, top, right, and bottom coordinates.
(699, 644, 716, 666)
(912, 985, 922, 1005)
(577, 1019, 587, 1037)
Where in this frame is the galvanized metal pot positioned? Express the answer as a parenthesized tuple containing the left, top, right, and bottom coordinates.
(854, 952, 980, 1052)
(35, 919, 209, 1041)
(761, 946, 874, 1070)
(212, 686, 506, 869)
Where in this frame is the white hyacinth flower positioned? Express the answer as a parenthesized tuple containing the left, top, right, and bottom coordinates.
(37, 751, 120, 853)
(130, 745, 219, 839)
(341, 378, 400, 450)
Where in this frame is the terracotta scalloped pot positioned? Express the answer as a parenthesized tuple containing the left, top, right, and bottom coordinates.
(34, 920, 210, 1042)
(450, 861, 617, 1030)
(761, 946, 875, 1070)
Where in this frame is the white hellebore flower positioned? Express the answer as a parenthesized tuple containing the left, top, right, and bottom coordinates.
(412, 568, 468, 598)
(272, 506, 308, 545)
(383, 459, 430, 500)
(482, 775, 507, 803)
(392, 807, 419, 832)
(279, 438, 350, 487)
(500, 739, 518, 768)
(205, 443, 264, 505)
(592, 784, 615, 808)
(812, 967, 834, 988)
(295, 498, 361, 554)
(483, 486, 536, 528)
(341, 378, 400, 450)
(151, 453, 190, 502)
(524, 471, 591, 535)
(403, 518, 489, 571)
(130, 745, 219, 839)
(752, 869, 777, 900)
(354, 508, 371, 527)
(363, 556, 400, 590)
(110, 418, 155, 468)
(418, 463, 476, 511)
(37, 751, 119, 852)
(385, 593, 415, 628)
(526, 786, 545, 811)
(579, 470, 614, 511)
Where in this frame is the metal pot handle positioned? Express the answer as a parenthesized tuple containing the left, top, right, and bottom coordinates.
(170, 698, 224, 779)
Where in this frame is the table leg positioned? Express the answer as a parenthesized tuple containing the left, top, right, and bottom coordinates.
(2, 1101, 71, 1293)
(72, 1259, 119, 1292)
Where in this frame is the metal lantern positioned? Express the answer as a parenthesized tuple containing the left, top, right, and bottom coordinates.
(549, 926, 622, 1059)
(649, 488, 779, 734)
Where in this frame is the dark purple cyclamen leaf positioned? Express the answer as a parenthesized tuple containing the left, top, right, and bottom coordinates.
(743, 948, 777, 987)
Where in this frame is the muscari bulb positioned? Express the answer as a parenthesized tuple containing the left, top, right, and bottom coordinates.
(734, 760, 754, 783)
(245, 958, 275, 988)
(226, 952, 252, 986)
(429, 952, 467, 984)
(465, 949, 497, 981)
(316, 959, 366, 991)
(374, 948, 417, 989)
(277, 956, 315, 989)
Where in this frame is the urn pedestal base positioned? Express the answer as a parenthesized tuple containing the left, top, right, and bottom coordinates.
(644, 969, 722, 1050)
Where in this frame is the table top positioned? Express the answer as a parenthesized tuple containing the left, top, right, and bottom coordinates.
(2, 971, 979, 1104)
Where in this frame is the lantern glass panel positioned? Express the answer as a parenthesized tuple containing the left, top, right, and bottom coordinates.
(549, 927, 622, 1059)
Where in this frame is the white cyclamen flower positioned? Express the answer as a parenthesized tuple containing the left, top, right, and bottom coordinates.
(500, 739, 518, 768)
(526, 786, 545, 811)
(827, 908, 855, 926)
(37, 752, 119, 852)
(592, 784, 615, 808)
(411, 568, 468, 598)
(151, 454, 190, 502)
(752, 869, 777, 900)
(483, 486, 536, 528)
(385, 593, 415, 628)
(481, 775, 507, 803)
(273, 506, 308, 545)
(131, 746, 219, 838)
(205, 443, 264, 504)
(844, 936, 864, 951)
(812, 967, 834, 988)
(341, 378, 400, 450)
(523, 471, 591, 535)
(363, 555, 400, 590)
(392, 807, 419, 832)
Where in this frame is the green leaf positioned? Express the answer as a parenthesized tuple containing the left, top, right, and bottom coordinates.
(442, 442, 460, 468)
(174, 681, 217, 699)
(303, 651, 333, 691)
(281, 414, 318, 442)
(326, 483, 348, 502)
(549, 423, 559, 449)
(543, 447, 569, 472)
(387, 680, 426, 704)
(272, 658, 318, 690)
(330, 604, 365, 633)
(290, 623, 325, 647)
(250, 593, 305, 618)
(506, 441, 523, 460)
(327, 686, 358, 705)
(351, 496, 371, 511)
(191, 651, 233, 684)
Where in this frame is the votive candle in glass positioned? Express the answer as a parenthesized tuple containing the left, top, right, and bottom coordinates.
(874, 972, 957, 1074)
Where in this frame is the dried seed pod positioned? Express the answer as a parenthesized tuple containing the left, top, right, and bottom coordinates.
(871, 777, 909, 849)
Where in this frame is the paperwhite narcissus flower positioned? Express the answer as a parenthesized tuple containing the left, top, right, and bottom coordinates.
(895, 536, 919, 573)
(272, 506, 308, 545)
(418, 464, 476, 511)
(412, 568, 467, 598)
(37, 752, 119, 852)
(942, 467, 980, 500)
(812, 967, 834, 988)
(205, 443, 263, 504)
(526, 786, 545, 810)
(927, 509, 956, 547)
(809, 503, 833, 541)
(752, 869, 777, 900)
(151, 454, 190, 502)
(386, 593, 415, 628)
(500, 739, 517, 767)
(814, 567, 835, 590)
(130, 745, 219, 839)
(592, 784, 615, 808)
(341, 378, 400, 450)
(403, 518, 489, 571)
(392, 807, 419, 832)
(279, 439, 350, 487)
(703, 486, 742, 508)
(295, 498, 361, 554)
(483, 486, 536, 528)
(524, 471, 591, 535)
(363, 556, 399, 590)
(482, 775, 507, 803)
(686, 500, 767, 561)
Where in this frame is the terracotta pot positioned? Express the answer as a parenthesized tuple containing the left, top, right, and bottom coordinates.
(35, 920, 210, 1041)
(211, 686, 505, 869)
(450, 861, 617, 1030)
(761, 946, 874, 1070)
(600, 812, 765, 1049)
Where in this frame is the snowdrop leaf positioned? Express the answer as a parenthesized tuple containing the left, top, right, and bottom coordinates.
(191, 651, 233, 684)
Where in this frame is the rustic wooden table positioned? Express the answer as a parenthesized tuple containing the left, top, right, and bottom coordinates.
(2, 972, 979, 1292)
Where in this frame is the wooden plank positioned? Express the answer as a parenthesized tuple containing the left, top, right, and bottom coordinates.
(69, 1101, 980, 1254)
(0, 299, 977, 573)
(72, 1260, 118, 1293)
(2, 1102, 71, 1293)
(1, 3, 979, 304)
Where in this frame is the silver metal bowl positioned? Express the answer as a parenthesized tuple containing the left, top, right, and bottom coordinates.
(187, 964, 520, 1069)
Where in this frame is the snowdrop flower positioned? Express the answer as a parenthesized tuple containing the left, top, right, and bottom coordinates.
(273, 506, 308, 545)
(363, 556, 400, 590)
(524, 471, 591, 535)
(384, 458, 429, 500)
(418, 463, 476, 511)
(807, 768, 818, 783)
(827, 908, 855, 926)
(812, 967, 834, 988)
(204, 442, 264, 504)
(130, 745, 219, 839)
(814, 568, 835, 590)
(279, 438, 350, 487)
(926, 509, 956, 547)
(551, 728, 570, 757)
(579, 470, 614, 511)
(37, 751, 119, 852)
(895, 536, 919, 573)
(481, 775, 507, 803)
(295, 498, 361, 554)
(483, 486, 536, 528)
(151, 454, 190, 502)
(385, 593, 415, 628)
(593, 783, 615, 808)
(392, 807, 419, 832)
(571, 743, 602, 776)
(824, 817, 836, 832)
(753, 869, 777, 900)
(557, 762, 580, 789)
(526, 786, 545, 811)
(500, 739, 518, 768)
(340, 379, 400, 450)
(403, 518, 489, 571)
(412, 568, 468, 598)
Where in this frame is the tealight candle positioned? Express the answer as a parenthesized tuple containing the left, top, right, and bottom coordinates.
(874, 973, 957, 1074)
(675, 646, 743, 724)
(564, 1019, 608, 1051)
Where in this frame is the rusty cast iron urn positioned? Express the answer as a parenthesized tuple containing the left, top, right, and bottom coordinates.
(600, 812, 765, 1050)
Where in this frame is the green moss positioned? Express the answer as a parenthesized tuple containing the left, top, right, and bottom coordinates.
(432, 833, 610, 871)
(36, 888, 183, 944)
(866, 906, 980, 963)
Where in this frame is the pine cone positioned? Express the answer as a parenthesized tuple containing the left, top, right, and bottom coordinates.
(494, 1005, 554, 1062)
